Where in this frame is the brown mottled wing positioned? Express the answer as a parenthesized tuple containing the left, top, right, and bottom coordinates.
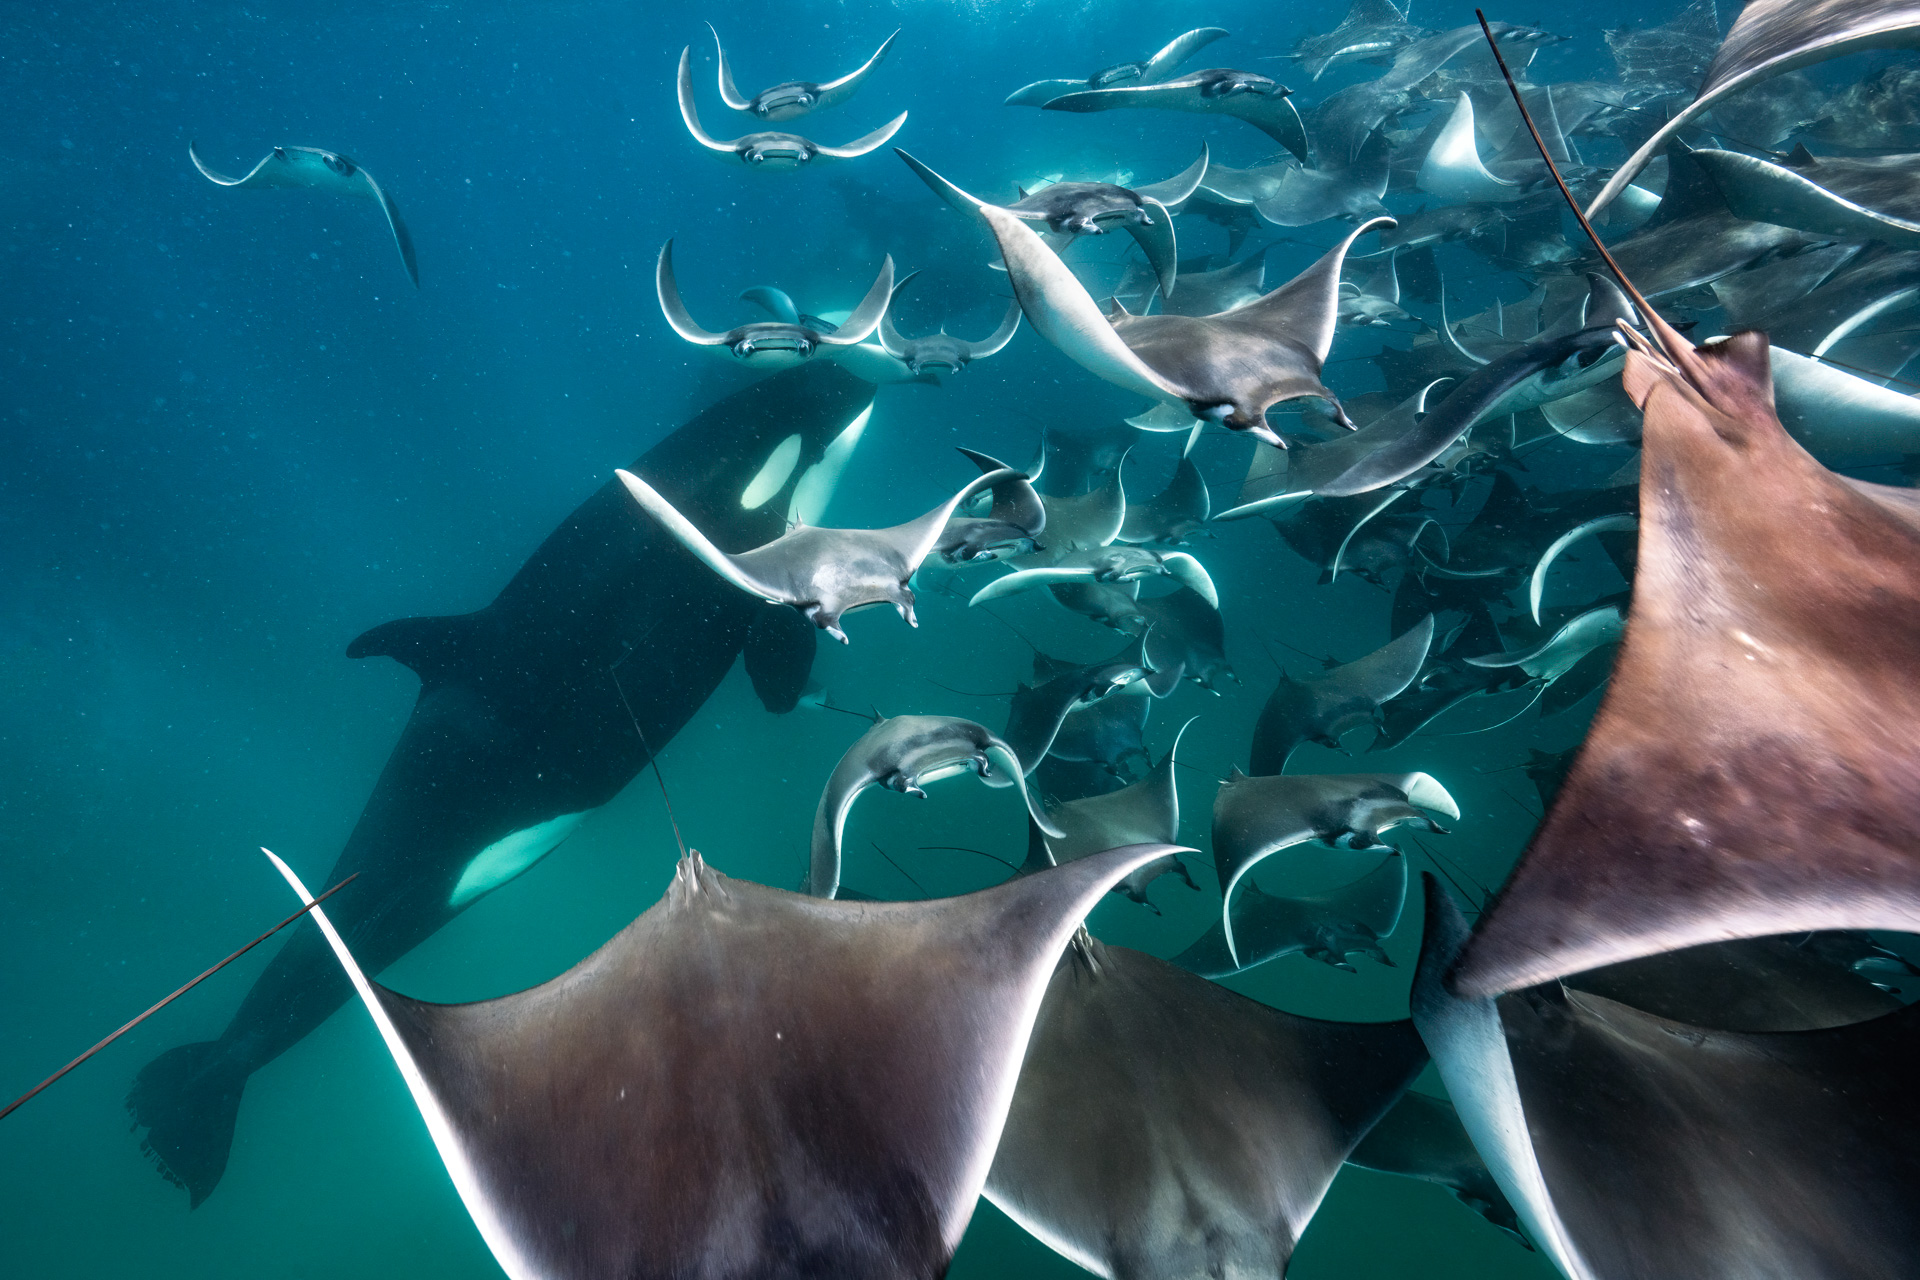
(1453, 333, 1920, 997)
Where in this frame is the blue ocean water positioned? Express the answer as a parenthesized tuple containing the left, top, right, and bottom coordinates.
(6, 0, 1913, 1276)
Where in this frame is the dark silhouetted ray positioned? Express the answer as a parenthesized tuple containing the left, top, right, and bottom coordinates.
(1174, 853, 1407, 977)
(1251, 616, 1433, 773)
(1417, 875, 1920, 1280)
(986, 935, 1425, 1280)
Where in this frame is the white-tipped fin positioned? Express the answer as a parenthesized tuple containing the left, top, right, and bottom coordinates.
(1133, 144, 1210, 208)
(1158, 552, 1218, 608)
(790, 403, 874, 526)
(1398, 773, 1460, 821)
(966, 299, 1024, 358)
(1143, 27, 1231, 81)
(895, 149, 989, 215)
(969, 567, 1098, 606)
(1418, 93, 1522, 204)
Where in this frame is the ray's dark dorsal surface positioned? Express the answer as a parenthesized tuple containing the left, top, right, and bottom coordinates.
(126, 364, 873, 1205)
(986, 935, 1427, 1280)
(268, 844, 1184, 1280)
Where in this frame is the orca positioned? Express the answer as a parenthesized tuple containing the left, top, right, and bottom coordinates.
(126, 363, 876, 1206)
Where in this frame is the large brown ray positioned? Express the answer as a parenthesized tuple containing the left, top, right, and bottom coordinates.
(266, 842, 1179, 1280)
(1452, 331, 1920, 997)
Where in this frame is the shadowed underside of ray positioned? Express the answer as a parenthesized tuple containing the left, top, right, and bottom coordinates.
(986, 938, 1425, 1280)
(1692, 148, 1920, 249)
(189, 142, 418, 286)
(1587, 0, 1920, 216)
(1453, 333, 1920, 998)
(1250, 614, 1433, 775)
(267, 842, 1181, 1280)
(1421, 877, 1920, 1280)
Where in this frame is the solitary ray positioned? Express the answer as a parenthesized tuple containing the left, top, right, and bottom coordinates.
(615, 461, 1016, 642)
(1043, 69, 1310, 162)
(807, 715, 1058, 898)
(678, 49, 905, 170)
(1250, 616, 1434, 774)
(934, 449, 1046, 564)
(709, 24, 898, 122)
(1417, 876, 1920, 1280)
(985, 935, 1426, 1280)
(1452, 326, 1920, 997)
(1290, 0, 1428, 81)
(1173, 853, 1408, 977)
(878, 276, 1022, 377)
(896, 148, 1206, 301)
(188, 142, 417, 287)
(658, 240, 893, 367)
(983, 204, 1390, 445)
(1004, 28, 1232, 105)
(1214, 771, 1456, 965)
(1346, 1090, 1528, 1244)
(1589, 0, 1920, 216)
(266, 841, 1180, 1280)
(1031, 718, 1199, 907)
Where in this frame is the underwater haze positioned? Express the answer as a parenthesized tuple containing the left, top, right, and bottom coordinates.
(8, 0, 1920, 1277)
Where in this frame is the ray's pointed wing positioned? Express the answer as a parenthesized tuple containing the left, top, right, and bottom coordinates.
(894, 148, 990, 216)
(1221, 93, 1311, 162)
(1588, 0, 1920, 215)
(883, 467, 1023, 575)
(266, 842, 1185, 1280)
(961, 299, 1023, 358)
(813, 29, 901, 108)
(816, 256, 896, 345)
(615, 468, 785, 603)
(876, 270, 921, 357)
(814, 111, 910, 160)
(740, 285, 802, 325)
(1693, 147, 1920, 248)
(968, 567, 1099, 606)
(1229, 217, 1394, 358)
(1158, 552, 1218, 608)
(1133, 144, 1211, 208)
(1410, 877, 1599, 1280)
(655, 241, 729, 345)
(1418, 93, 1523, 204)
(979, 204, 1190, 406)
(1143, 27, 1233, 80)
(1531, 516, 1638, 624)
(1005, 78, 1088, 107)
(708, 24, 753, 111)
(1121, 196, 1182, 301)
(677, 47, 739, 152)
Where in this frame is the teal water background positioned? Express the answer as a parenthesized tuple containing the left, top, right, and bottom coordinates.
(0, 0, 1783, 1274)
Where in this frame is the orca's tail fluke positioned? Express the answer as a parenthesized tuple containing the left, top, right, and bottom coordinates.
(126, 1040, 247, 1207)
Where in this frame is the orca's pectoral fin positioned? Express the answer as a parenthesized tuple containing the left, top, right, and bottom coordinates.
(1123, 197, 1181, 302)
(347, 612, 479, 688)
(745, 605, 819, 714)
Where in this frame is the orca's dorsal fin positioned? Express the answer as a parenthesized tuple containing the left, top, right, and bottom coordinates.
(346, 613, 477, 688)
